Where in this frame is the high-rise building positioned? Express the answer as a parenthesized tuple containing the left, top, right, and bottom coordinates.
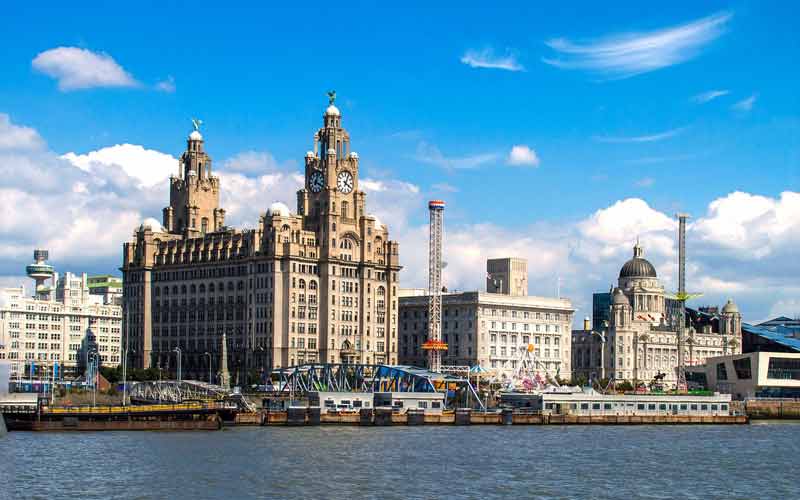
(486, 258, 528, 296)
(0, 251, 122, 378)
(399, 258, 574, 380)
(592, 292, 611, 331)
(122, 95, 401, 382)
(87, 275, 123, 305)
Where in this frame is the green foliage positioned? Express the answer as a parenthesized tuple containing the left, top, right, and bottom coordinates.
(615, 380, 635, 392)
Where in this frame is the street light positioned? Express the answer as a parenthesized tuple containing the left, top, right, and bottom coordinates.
(203, 352, 212, 384)
(88, 351, 99, 407)
(590, 330, 607, 382)
(173, 347, 182, 382)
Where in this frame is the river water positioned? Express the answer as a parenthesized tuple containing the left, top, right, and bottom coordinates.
(2, 422, 797, 499)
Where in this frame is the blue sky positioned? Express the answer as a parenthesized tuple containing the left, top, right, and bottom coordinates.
(0, 2, 798, 322)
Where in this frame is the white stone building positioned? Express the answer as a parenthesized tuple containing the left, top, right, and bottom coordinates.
(0, 259, 122, 379)
(572, 242, 742, 386)
(399, 258, 574, 380)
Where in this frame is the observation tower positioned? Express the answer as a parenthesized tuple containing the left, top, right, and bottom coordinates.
(26, 249, 54, 299)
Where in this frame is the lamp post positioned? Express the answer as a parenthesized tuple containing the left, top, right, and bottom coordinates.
(88, 351, 99, 407)
(122, 307, 129, 407)
(590, 330, 607, 382)
(174, 347, 182, 382)
(203, 352, 212, 384)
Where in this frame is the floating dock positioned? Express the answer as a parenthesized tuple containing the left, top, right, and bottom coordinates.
(259, 407, 748, 426)
(1, 395, 233, 431)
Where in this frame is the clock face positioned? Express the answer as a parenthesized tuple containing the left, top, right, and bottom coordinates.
(337, 170, 354, 194)
(309, 171, 324, 193)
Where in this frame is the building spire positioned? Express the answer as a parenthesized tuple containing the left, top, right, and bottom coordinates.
(633, 238, 643, 258)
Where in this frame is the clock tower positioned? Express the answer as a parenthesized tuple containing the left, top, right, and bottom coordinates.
(297, 91, 366, 259)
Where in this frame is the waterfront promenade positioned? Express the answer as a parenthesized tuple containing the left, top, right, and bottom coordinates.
(3, 424, 797, 499)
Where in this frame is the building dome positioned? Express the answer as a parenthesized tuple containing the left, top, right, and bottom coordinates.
(619, 242, 657, 278)
(140, 217, 164, 232)
(189, 130, 203, 141)
(612, 287, 629, 306)
(266, 202, 291, 217)
(722, 299, 739, 314)
(325, 104, 340, 117)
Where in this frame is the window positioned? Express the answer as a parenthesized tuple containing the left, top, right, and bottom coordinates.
(603, 403, 612, 410)
(767, 357, 800, 380)
(592, 403, 601, 410)
(716, 362, 728, 381)
(638, 404, 646, 410)
(418, 401, 428, 409)
(733, 357, 752, 379)
(658, 404, 667, 411)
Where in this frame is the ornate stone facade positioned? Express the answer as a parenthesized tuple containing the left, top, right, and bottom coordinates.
(572, 243, 742, 386)
(122, 97, 401, 382)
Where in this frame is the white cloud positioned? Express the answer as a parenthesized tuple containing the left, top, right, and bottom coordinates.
(32, 47, 139, 91)
(692, 89, 729, 103)
(594, 127, 687, 143)
(1, 112, 797, 325)
(732, 94, 757, 111)
(460, 48, 524, 71)
(507, 145, 540, 167)
(0, 113, 45, 151)
(415, 142, 499, 170)
(432, 183, 459, 193)
(62, 144, 178, 188)
(543, 11, 732, 79)
(155, 76, 176, 93)
(220, 150, 284, 175)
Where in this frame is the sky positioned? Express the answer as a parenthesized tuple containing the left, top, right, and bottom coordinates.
(0, 2, 798, 324)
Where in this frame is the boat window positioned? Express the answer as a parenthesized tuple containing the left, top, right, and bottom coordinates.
(647, 404, 656, 410)
(580, 403, 589, 410)
(659, 404, 667, 411)
(603, 403, 612, 410)
(324, 400, 335, 407)
(432, 402, 441, 409)
(711, 404, 718, 411)
(690, 404, 698, 411)
(418, 401, 428, 409)
(701, 404, 708, 411)
(679, 404, 688, 411)
(721, 404, 728, 411)
(352, 400, 363, 408)
(341, 400, 351, 406)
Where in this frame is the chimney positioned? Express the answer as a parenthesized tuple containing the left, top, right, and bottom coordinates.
(584, 317, 591, 331)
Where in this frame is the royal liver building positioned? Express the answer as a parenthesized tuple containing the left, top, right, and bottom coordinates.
(122, 94, 401, 382)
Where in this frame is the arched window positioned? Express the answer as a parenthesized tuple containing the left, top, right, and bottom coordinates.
(309, 281, 317, 290)
(209, 283, 215, 293)
(199, 284, 205, 293)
